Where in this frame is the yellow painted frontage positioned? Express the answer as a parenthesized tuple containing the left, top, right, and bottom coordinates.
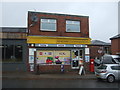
(27, 36, 91, 44)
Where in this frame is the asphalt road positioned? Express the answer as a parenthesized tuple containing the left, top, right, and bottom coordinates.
(2, 78, 120, 88)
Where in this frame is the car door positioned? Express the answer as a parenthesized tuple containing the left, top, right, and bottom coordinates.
(118, 66, 120, 79)
(111, 66, 119, 80)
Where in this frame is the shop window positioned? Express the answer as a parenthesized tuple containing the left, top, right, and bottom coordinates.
(36, 51, 54, 64)
(36, 50, 70, 65)
(66, 20, 80, 32)
(2, 45, 23, 62)
(0, 45, 4, 61)
(40, 19, 56, 31)
(15, 45, 22, 61)
(5, 45, 14, 61)
(54, 51, 70, 64)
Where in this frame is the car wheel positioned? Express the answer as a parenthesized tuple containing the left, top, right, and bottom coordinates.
(107, 75, 115, 83)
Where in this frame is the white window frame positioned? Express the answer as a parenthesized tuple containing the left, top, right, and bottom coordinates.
(66, 20, 80, 32)
(40, 19, 57, 31)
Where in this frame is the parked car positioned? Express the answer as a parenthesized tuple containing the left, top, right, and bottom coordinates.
(95, 64, 120, 83)
(100, 54, 120, 64)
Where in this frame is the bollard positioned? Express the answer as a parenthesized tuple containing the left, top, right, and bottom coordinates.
(36, 64, 40, 75)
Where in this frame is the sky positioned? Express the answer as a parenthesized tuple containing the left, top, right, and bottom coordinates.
(1, 0, 119, 43)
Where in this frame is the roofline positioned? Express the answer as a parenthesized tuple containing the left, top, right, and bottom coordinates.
(28, 11, 89, 18)
(1, 27, 27, 29)
(110, 34, 120, 40)
(110, 37, 120, 40)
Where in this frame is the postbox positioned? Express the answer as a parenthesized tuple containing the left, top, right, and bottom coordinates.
(89, 59, 94, 72)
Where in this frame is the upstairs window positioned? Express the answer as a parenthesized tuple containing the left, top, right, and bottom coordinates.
(66, 20, 80, 32)
(40, 19, 56, 31)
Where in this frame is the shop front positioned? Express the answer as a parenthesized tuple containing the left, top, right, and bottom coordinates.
(27, 36, 91, 73)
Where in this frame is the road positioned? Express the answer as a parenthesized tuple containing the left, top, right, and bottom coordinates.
(2, 78, 120, 88)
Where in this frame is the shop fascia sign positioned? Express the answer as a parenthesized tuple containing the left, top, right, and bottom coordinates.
(34, 44, 87, 47)
(27, 36, 91, 45)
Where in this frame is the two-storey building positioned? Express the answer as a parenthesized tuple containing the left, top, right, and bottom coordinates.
(27, 11, 91, 73)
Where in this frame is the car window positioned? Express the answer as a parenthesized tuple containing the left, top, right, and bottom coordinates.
(114, 58, 120, 62)
(97, 65, 107, 69)
(111, 66, 120, 70)
(101, 56, 116, 64)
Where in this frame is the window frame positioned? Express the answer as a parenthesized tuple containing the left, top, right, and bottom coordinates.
(66, 20, 80, 33)
(40, 18, 57, 31)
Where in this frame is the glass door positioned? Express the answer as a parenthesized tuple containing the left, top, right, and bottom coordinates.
(71, 49, 84, 69)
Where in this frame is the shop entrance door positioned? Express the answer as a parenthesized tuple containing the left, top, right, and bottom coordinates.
(71, 49, 84, 69)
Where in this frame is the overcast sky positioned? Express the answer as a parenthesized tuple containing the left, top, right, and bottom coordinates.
(1, 1, 119, 43)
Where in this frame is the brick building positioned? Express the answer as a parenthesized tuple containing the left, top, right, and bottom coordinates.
(27, 11, 91, 73)
(110, 34, 120, 55)
(1, 27, 27, 72)
(88, 40, 111, 59)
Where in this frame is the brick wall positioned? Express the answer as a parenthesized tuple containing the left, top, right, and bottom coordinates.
(111, 38, 120, 54)
(28, 11, 89, 38)
(36, 65, 79, 74)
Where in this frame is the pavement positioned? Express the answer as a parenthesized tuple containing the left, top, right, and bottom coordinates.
(1, 71, 97, 80)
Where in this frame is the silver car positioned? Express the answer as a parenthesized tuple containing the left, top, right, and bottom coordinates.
(95, 64, 120, 83)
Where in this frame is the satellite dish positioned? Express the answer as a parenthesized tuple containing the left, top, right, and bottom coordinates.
(31, 15, 38, 22)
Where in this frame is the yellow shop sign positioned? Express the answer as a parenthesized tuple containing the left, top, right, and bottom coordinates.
(27, 36, 91, 45)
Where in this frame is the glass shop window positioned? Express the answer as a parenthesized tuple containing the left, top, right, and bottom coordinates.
(15, 45, 22, 61)
(2, 45, 23, 62)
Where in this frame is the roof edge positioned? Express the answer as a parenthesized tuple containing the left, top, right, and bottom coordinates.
(28, 11, 89, 18)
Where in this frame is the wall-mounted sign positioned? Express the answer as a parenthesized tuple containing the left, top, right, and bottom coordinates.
(39, 44, 48, 47)
(85, 48, 89, 54)
(29, 55, 34, 63)
(29, 48, 36, 55)
(27, 36, 91, 45)
(57, 44, 66, 47)
(85, 56, 90, 62)
(74, 44, 87, 47)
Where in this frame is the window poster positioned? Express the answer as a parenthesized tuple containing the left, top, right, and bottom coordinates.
(85, 48, 89, 54)
(29, 55, 34, 63)
(36, 51, 54, 64)
(36, 50, 70, 64)
(29, 48, 36, 55)
(54, 51, 70, 64)
(85, 56, 90, 62)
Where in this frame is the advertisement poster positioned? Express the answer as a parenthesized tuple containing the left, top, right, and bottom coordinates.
(85, 56, 90, 62)
(36, 51, 53, 64)
(36, 50, 70, 64)
(29, 55, 34, 63)
(29, 48, 36, 55)
(54, 51, 70, 64)
(85, 48, 89, 54)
